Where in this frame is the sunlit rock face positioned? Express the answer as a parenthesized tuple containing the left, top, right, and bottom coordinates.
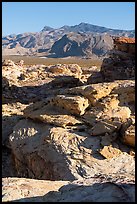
(2, 35, 135, 202)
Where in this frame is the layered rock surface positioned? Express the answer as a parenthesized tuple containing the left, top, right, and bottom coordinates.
(2, 176, 135, 202)
(100, 37, 135, 81)
(2, 37, 135, 202)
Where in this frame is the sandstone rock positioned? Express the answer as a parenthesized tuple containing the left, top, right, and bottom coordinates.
(111, 80, 135, 105)
(48, 75, 83, 89)
(123, 125, 135, 147)
(2, 177, 68, 202)
(60, 82, 118, 105)
(104, 106, 131, 122)
(46, 64, 82, 78)
(2, 175, 135, 202)
(100, 37, 135, 81)
(52, 95, 89, 115)
(2, 57, 135, 202)
(113, 37, 135, 55)
(2, 64, 23, 85)
(9, 119, 135, 180)
(16, 59, 24, 66)
(23, 100, 82, 127)
(2, 59, 15, 66)
(99, 145, 122, 159)
(114, 37, 135, 44)
(2, 102, 28, 147)
(120, 120, 135, 147)
(89, 119, 120, 136)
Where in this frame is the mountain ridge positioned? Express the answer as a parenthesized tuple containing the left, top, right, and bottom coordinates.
(2, 22, 135, 57)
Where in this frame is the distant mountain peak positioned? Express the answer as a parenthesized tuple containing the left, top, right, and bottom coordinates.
(41, 26, 54, 32)
(2, 22, 135, 57)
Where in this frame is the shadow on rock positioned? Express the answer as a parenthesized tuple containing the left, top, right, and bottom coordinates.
(2, 75, 84, 105)
(7, 181, 135, 202)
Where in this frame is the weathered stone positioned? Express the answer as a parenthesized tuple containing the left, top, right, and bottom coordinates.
(111, 80, 135, 108)
(120, 120, 135, 147)
(46, 64, 82, 78)
(2, 65, 23, 83)
(60, 82, 118, 105)
(104, 106, 131, 121)
(48, 75, 83, 89)
(99, 145, 122, 159)
(2, 102, 28, 147)
(2, 59, 16, 66)
(2, 57, 135, 202)
(2, 177, 68, 202)
(52, 95, 89, 115)
(23, 100, 82, 127)
(89, 119, 120, 136)
(2, 176, 135, 202)
(100, 37, 135, 81)
(113, 37, 135, 54)
(9, 119, 135, 181)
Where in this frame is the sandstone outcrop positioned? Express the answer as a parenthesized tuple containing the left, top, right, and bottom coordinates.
(2, 176, 135, 202)
(8, 78, 135, 180)
(9, 117, 135, 181)
(2, 37, 135, 202)
(100, 37, 135, 81)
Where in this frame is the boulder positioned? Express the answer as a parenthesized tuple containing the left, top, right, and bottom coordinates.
(23, 99, 82, 127)
(99, 145, 122, 159)
(52, 95, 89, 115)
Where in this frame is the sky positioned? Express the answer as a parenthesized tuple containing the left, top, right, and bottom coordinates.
(2, 2, 135, 36)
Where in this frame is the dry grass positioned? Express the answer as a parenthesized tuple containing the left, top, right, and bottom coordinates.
(2, 55, 103, 68)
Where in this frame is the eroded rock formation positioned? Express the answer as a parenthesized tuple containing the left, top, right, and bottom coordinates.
(2, 36, 135, 202)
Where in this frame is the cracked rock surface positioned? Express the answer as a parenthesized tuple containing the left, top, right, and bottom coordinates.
(2, 37, 135, 202)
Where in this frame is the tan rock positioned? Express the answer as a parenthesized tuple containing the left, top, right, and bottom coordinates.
(9, 119, 135, 180)
(96, 94, 119, 109)
(82, 82, 118, 105)
(2, 64, 23, 85)
(47, 64, 82, 77)
(113, 37, 135, 54)
(111, 80, 135, 112)
(2, 177, 68, 202)
(2, 59, 15, 66)
(60, 82, 118, 105)
(2, 58, 135, 200)
(122, 124, 135, 147)
(99, 145, 122, 159)
(104, 106, 131, 121)
(23, 100, 82, 127)
(2, 102, 28, 147)
(2, 102, 28, 116)
(2, 176, 135, 202)
(52, 95, 89, 115)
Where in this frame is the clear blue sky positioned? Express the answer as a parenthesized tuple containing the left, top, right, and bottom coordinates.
(2, 2, 135, 36)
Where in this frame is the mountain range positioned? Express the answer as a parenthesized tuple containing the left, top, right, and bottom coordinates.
(2, 22, 135, 58)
